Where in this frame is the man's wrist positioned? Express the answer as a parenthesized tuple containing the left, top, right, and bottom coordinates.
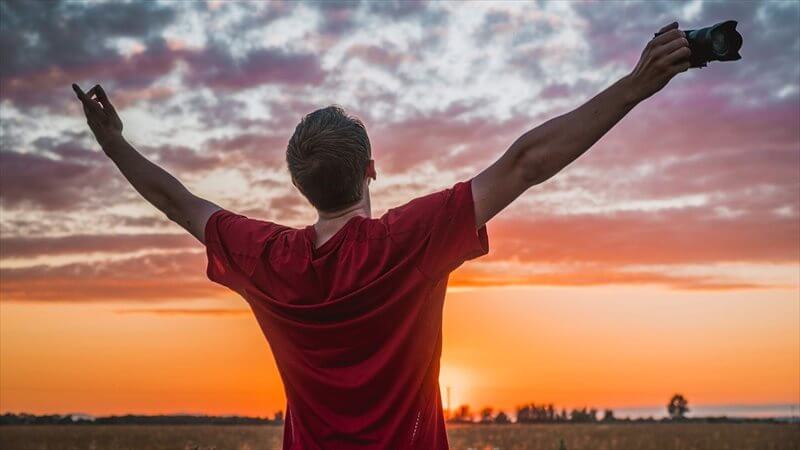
(618, 73, 644, 107)
(101, 133, 127, 155)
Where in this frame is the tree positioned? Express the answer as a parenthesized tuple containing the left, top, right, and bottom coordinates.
(451, 404, 472, 423)
(479, 407, 494, 424)
(668, 394, 689, 420)
(494, 411, 511, 424)
(569, 407, 597, 423)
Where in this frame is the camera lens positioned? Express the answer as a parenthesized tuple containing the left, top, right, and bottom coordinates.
(711, 29, 728, 56)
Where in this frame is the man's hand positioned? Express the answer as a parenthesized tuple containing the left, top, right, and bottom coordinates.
(627, 21, 691, 102)
(72, 83, 124, 150)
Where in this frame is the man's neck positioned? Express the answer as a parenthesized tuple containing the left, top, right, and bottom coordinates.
(312, 201, 371, 247)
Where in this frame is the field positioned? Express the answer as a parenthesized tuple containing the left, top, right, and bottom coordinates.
(0, 423, 798, 450)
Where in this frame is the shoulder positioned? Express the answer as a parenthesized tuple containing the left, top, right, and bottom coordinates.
(205, 208, 293, 245)
(379, 180, 471, 235)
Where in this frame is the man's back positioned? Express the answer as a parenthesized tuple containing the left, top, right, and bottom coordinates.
(205, 179, 489, 449)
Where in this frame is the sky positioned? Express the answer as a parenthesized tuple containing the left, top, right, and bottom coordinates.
(0, 0, 798, 419)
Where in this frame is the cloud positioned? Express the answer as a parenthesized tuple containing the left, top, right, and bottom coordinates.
(148, 144, 223, 174)
(0, 1, 178, 111)
(485, 208, 798, 266)
(0, 149, 110, 210)
(0, 251, 215, 302)
(448, 267, 777, 291)
(369, 103, 528, 174)
(0, 137, 124, 211)
(1, 1, 797, 303)
(0, 1, 175, 80)
(0, 2, 327, 112)
(182, 46, 326, 90)
(0, 233, 195, 259)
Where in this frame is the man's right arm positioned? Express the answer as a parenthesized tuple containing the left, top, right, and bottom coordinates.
(471, 22, 691, 228)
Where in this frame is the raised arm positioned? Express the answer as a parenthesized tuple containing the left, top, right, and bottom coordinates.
(72, 84, 220, 243)
(471, 22, 691, 228)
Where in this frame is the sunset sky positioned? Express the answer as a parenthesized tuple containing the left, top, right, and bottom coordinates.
(1, 0, 798, 419)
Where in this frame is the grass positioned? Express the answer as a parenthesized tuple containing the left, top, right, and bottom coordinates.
(0, 423, 798, 450)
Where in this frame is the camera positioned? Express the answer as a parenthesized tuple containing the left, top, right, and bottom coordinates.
(684, 20, 743, 68)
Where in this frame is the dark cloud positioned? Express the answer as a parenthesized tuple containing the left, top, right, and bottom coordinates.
(0, 1, 327, 111)
(182, 46, 325, 91)
(147, 144, 223, 174)
(204, 131, 289, 168)
(0, 137, 122, 211)
(366, 0, 430, 19)
(0, 233, 195, 259)
(0, 149, 106, 210)
(1, 38, 180, 112)
(175, 94, 249, 129)
(0, 0, 175, 80)
(0, 251, 213, 302)
(0, 1, 178, 111)
(104, 214, 172, 229)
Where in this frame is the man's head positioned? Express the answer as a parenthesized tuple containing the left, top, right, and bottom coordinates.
(287, 105, 375, 213)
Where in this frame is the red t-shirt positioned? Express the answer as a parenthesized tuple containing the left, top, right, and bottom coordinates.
(204, 178, 489, 449)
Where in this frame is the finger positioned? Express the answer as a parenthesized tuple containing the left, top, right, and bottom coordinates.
(87, 85, 101, 102)
(651, 28, 684, 48)
(73, 83, 103, 115)
(73, 83, 90, 102)
(82, 103, 96, 122)
(664, 46, 691, 65)
(95, 85, 117, 115)
(654, 36, 689, 59)
(654, 21, 679, 37)
(670, 61, 691, 75)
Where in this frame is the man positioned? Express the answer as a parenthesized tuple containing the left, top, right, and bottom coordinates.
(73, 22, 690, 449)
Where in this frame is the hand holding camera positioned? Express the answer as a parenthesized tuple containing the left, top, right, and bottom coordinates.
(627, 22, 692, 102)
(628, 20, 743, 103)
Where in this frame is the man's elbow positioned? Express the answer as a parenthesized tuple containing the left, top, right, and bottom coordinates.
(152, 191, 179, 222)
(516, 147, 555, 187)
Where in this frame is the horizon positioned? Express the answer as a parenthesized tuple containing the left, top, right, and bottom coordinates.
(5, 402, 800, 421)
(1, 0, 798, 422)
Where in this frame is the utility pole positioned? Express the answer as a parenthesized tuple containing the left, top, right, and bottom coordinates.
(446, 386, 451, 420)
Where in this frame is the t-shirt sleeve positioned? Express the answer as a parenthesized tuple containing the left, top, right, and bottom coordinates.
(386, 178, 489, 280)
(204, 208, 285, 291)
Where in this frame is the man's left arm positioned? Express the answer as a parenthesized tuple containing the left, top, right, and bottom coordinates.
(73, 83, 220, 243)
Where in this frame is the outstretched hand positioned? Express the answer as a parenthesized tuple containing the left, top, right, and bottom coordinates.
(628, 22, 691, 102)
(72, 83, 124, 150)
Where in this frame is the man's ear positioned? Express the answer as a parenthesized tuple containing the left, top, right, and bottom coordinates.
(366, 159, 376, 181)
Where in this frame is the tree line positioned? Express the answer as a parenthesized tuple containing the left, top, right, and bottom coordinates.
(0, 411, 285, 426)
(448, 394, 692, 424)
(0, 394, 786, 425)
